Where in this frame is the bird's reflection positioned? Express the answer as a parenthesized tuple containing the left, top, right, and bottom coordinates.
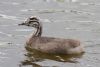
(20, 46, 84, 67)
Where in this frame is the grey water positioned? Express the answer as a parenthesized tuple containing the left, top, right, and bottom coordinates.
(0, 0, 100, 67)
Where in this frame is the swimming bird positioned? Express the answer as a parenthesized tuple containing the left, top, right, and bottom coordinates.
(19, 16, 84, 54)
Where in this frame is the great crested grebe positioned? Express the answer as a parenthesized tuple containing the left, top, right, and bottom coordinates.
(19, 16, 84, 54)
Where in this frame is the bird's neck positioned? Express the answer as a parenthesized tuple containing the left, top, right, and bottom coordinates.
(34, 26, 42, 37)
(31, 22, 42, 38)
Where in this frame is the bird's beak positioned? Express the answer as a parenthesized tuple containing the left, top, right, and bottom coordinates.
(18, 22, 29, 26)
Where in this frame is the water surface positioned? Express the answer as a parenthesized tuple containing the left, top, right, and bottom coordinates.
(0, 0, 100, 67)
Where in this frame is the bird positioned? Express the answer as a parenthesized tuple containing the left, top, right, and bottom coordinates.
(19, 16, 84, 54)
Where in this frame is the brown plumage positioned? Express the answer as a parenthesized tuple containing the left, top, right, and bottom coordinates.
(20, 16, 84, 54)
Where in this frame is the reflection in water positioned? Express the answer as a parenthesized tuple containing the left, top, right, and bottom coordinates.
(20, 46, 84, 67)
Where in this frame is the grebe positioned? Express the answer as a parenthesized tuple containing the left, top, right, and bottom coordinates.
(19, 16, 84, 54)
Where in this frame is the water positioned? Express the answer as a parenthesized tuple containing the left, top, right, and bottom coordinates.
(0, 0, 100, 67)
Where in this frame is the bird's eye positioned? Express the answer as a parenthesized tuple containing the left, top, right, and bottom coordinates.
(32, 23, 38, 28)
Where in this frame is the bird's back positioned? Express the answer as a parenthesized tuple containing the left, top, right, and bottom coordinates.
(26, 36, 81, 54)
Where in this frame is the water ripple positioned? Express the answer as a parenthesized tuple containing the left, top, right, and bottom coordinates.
(20, 9, 68, 13)
(0, 56, 8, 59)
(20, 9, 36, 12)
(0, 41, 12, 46)
(65, 27, 91, 31)
(11, 2, 20, 5)
(44, 0, 78, 3)
(40, 19, 51, 23)
(70, 10, 94, 15)
(0, 14, 19, 20)
(15, 29, 34, 32)
(0, 32, 12, 37)
(80, 2, 95, 6)
(0, 52, 6, 55)
(1, 2, 20, 5)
